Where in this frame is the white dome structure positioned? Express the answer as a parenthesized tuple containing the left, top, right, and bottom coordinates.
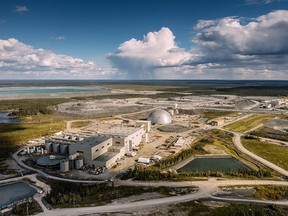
(147, 109, 172, 125)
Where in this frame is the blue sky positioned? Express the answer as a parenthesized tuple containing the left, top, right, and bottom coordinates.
(0, 0, 288, 79)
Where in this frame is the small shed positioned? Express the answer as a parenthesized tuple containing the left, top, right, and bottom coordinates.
(138, 157, 150, 164)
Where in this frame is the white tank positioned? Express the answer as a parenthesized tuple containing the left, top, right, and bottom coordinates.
(75, 157, 84, 169)
(44, 142, 52, 152)
(60, 160, 69, 172)
(60, 145, 68, 154)
(52, 143, 60, 153)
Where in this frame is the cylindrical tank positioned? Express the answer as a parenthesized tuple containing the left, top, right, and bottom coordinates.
(75, 157, 84, 169)
(69, 159, 75, 169)
(60, 159, 69, 172)
(60, 145, 68, 154)
(168, 110, 174, 116)
(52, 143, 60, 153)
(44, 142, 52, 152)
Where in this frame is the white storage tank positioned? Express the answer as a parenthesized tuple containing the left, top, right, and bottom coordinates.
(60, 145, 68, 154)
(75, 157, 84, 169)
(52, 143, 60, 153)
(44, 142, 52, 152)
(60, 159, 69, 172)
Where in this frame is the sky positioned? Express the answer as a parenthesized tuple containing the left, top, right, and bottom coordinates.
(0, 0, 288, 80)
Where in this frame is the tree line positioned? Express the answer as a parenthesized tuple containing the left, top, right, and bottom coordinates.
(121, 165, 271, 181)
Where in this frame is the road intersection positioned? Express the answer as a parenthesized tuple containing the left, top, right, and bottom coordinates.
(3, 109, 288, 215)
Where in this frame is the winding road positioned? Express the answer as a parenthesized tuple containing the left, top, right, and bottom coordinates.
(231, 131, 288, 177)
(35, 179, 288, 216)
(4, 108, 288, 215)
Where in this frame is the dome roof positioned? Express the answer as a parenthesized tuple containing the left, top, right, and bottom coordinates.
(147, 109, 172, 125)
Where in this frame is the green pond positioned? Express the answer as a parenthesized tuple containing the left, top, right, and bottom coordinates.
(178, 157, 249, 173)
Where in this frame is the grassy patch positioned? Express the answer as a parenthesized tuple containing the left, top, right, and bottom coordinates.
(254, 185, 288, 200)
(0, 98, 70, 116)
(43, 178, 192, 208)
(0, 114, 71, 162)
(95, 116, 121, 121)
(206, 203, 287, 216)
(225, 115, 274, 132)
(71, 120, 91, 128)
(12, 199, 42, 215)
(242, 138, 288, 170)
(250, 126, 288, 142)
(202, 111, 238, 119)
(221, 185, 288, 200)
(174, 201, 288, 216)
(207, 130, 262, 171)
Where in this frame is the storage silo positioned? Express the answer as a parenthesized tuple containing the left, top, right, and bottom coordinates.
(75, 157, 84, 169)
(69, 159, 75, 169)
(60, 159, 69, 172)
(60, 144, 68, 154)
(52, 143, 60, 153)
(45, 142, 52, 152)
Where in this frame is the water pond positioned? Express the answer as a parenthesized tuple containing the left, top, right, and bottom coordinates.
(0, 181, 37, 208)
(0, 112, 21, 123)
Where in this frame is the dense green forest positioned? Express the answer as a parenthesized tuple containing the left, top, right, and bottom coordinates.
(44, 180, 171, 207)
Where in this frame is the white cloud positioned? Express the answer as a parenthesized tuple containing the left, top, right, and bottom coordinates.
(108, 11, 288, 80)
(165, 10, 288, 79)
(53, 36, 66, 40)
(0, 38, 116, 79)
(108, 27, 192, 79)
(193, 10, 288, 60)
(14, 5, 29, 13)
(244, 0, 283, 5)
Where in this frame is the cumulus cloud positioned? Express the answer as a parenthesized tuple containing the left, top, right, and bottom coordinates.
(108, 10, 288, 79)
(0, 38, 116, 79)
(193, 10, 288, 61)
(14, 5, 29, 13)
(189, 10, 288, 79)
(108, 27, 192, 79)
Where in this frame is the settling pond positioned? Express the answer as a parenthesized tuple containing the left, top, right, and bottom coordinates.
(0, 181, 37, 209)
(177, 157, 249, 173)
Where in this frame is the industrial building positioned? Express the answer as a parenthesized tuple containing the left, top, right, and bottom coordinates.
(209, 118, 225, 126)
(44, 125, 148, 169)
